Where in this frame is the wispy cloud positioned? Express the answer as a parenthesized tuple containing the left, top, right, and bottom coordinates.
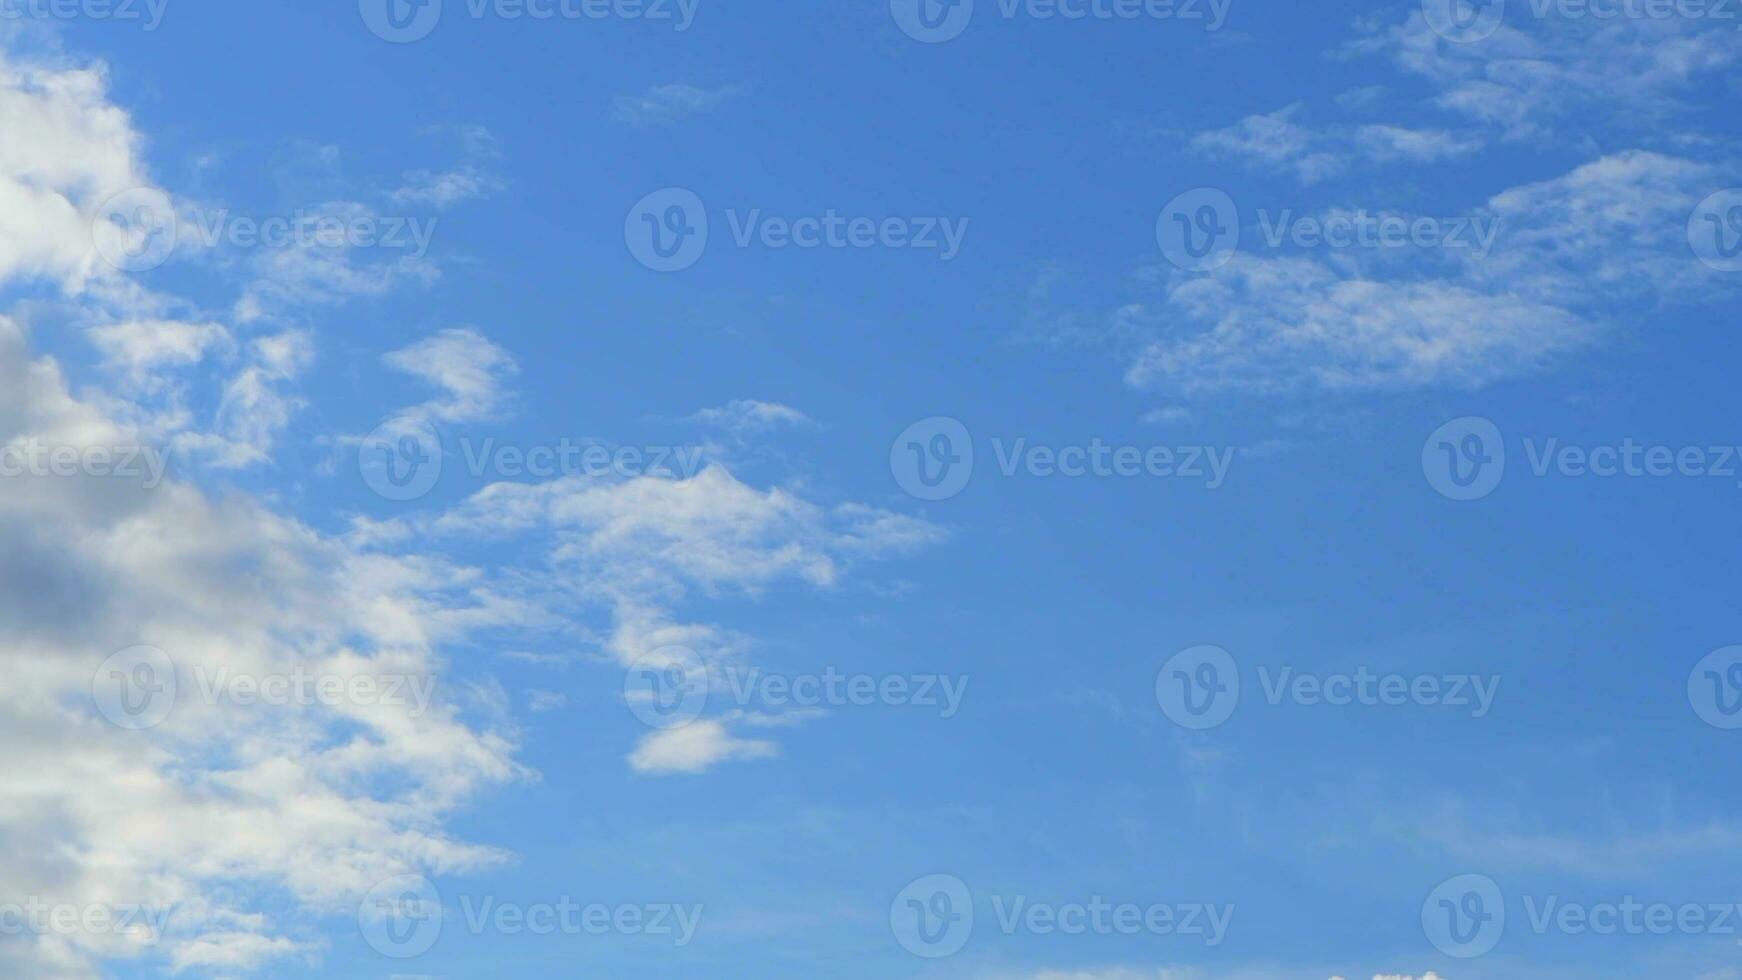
(613, 82, 748, 127)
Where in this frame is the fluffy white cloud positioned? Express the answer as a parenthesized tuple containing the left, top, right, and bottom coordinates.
(0, 316, 527, 976)
(0, 50, 146, 293)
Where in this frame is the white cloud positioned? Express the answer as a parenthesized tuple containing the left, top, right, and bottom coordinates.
(0, 50, 147, 294)
(1126, 149, 1727, 394)
(0, 316, 527, 976)
(383, 327, 518, 423)
(391, 125, 503, 209)
(430, 465, 944, 773)
(613, 83, 746, 127)
(628, 720, 777, 774)
(87, 319, 231, 382)
(232, 200, 440, 323)
(688, 398, 818, 434)
(1343, 11, 1741, 142)
(1192, 104, 1479, 182)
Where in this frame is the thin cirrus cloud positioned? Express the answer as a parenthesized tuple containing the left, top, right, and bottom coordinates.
(1191, 103, 1480, 184)
(612, 81, 749, 126)
(1097, 7, 1742, 399)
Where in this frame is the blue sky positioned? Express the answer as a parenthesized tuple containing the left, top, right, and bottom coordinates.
(1, 0, 1741, 977)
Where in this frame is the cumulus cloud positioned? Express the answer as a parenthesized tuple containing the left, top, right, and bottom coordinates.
(0, 316, 527, 976)
(0, 49, 147, 293)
